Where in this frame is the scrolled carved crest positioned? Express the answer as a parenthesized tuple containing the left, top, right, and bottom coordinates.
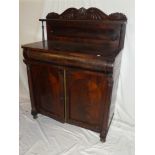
(46, 7, 127, 21)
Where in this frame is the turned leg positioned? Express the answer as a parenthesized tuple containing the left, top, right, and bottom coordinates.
(31, 110, 38, 119)
(100, 136, 106, 142)
(100, 130, 107, 143)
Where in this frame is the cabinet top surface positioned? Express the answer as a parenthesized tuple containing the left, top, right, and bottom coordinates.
(22, 40, 120, 62)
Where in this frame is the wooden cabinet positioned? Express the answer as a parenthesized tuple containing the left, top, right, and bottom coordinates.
(22, 7, 127, 142)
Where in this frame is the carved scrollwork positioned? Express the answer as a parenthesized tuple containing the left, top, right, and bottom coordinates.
(46, 7, 127, 21)
(109, 13, 127, 21)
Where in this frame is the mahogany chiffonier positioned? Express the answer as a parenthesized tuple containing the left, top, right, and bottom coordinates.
(22, 7, 127, 142)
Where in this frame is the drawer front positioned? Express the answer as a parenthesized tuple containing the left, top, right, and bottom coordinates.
(30, 63, 65, 122)
(66, 68, 108, 132)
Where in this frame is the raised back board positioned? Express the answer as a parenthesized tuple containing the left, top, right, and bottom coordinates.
(40, 7, 127, 56)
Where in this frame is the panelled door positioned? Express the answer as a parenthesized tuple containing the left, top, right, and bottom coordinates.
(30, 63, 65, 122)
(66, 68, 108, 132)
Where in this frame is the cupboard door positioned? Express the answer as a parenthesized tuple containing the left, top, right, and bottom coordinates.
(66, 69, 108, 132)
(30, 63, 65, 122)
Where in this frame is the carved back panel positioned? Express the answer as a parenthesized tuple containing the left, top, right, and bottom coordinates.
(45, 7, 127, 53)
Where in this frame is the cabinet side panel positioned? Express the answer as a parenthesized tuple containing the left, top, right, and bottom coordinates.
(108, 52, 122, 125)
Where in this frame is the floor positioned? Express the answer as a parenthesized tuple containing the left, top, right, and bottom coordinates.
(19, 102, 134, 155)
